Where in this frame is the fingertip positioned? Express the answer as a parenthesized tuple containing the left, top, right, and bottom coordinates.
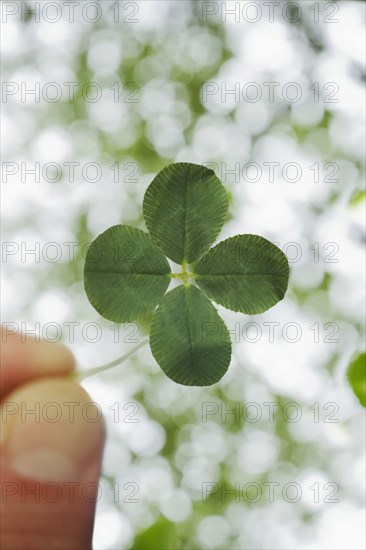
(0, 378, 105, 550)
(0, 329, 75, 398)
(1, 377, 105, 482)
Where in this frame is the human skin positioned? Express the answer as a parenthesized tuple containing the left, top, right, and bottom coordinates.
(0, 330, 105, 549)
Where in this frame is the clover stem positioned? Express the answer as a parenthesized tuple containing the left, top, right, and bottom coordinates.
(169, 264, 197, 285)
(71, 338, 150, 382)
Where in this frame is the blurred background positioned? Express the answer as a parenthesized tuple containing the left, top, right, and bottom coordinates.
(1, 1, 365, 548)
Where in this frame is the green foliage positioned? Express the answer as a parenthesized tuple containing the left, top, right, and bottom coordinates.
(84, 225, 170, 322)
(143, 162, 228, 264)
(84, 162, 289, 386)
(195, 235, 289, 314)
(131, 518, 178, 550)
(150, 285, 231, 386)
(347, 352, 366, 407)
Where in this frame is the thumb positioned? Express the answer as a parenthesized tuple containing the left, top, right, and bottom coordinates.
(0, 378, 105, 550)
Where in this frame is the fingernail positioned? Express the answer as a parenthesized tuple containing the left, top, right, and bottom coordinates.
(1, 379, 105, 482)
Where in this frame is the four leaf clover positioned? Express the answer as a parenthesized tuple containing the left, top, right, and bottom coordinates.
(84, 162, 290, 386)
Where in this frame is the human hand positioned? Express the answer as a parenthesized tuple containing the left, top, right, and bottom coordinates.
(0, 330, 105, 549)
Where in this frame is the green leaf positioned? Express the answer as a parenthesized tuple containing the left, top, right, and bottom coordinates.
(150, 285, 231, 386)
(195, 234, 289, 314)
(84, 225, 171, 323)
(132, 518, 178, 550)
(143, 163, 228, 264)
(347, 352, 366, 407)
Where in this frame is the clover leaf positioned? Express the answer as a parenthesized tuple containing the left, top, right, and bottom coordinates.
(84, 226, 170, 323)
(150, 285, 232, 386)
(143, 163, 228, 264)
(195, 234, 289, 315)
(84, 162, 290, 386)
